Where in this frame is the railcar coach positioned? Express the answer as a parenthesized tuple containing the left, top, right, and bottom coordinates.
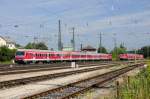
(119, 53, 144, 60)
(15, 49, 112, 64)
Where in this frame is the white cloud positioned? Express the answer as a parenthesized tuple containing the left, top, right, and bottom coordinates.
(0, 0, 150, 49)
(76, 10, 150, 34)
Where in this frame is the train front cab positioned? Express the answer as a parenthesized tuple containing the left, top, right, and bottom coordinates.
(15, 51, 25, 64)
(119, 54, 128, 60)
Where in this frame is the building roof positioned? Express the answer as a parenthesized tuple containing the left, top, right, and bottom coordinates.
(81, 45, 96, 51)
(0, 36, 15, 44)
(82, 45, 96, 50)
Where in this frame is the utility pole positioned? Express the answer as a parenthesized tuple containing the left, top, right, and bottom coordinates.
(99, 32, 102, 53)
(80, 44, 83, 51)
(71, 27, 75, 51)
(58, 20, 62, 51)
(33, 36, 38, 49)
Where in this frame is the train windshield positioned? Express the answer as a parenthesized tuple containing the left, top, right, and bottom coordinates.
(16, 51, 24, 56)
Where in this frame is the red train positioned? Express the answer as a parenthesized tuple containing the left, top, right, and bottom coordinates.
(15, 49, 112, 64)
(119, 54, 144, 60)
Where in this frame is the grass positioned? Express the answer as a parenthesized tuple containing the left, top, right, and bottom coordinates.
(112, 60, 150, 99)
(0, 61, 13, 64)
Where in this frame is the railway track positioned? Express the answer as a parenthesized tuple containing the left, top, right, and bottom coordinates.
(0, 61, 119, 75)
(0, 60, 141, 74)
(0, 64, 117, 89)
(0, 60, 142, 70)
(24, 63, 145, 99)
(0, 63, 109, 75)
(0, 61, 116, 71)
(0, 62, 72, 70)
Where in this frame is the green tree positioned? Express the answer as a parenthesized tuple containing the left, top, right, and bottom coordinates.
(0, 46, 16, 62)
(25, 42, 48, 50)
(139, 46, 150, 58)
(111, 44, 127, 60)
(120, 43, 126, 49)
(36, 42, 48, 50)
(15, 43, 23, 48)
(25, 43, 35, 49)
(97, 46, 107, 53)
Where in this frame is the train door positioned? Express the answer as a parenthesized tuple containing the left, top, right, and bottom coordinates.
(33, 52, 35, 61)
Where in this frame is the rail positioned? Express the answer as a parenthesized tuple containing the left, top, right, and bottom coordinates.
(0, 64, 115, 89)
(23, 63, 145, 99)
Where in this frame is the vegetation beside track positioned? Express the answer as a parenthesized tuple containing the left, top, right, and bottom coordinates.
(0, 46, 16, 62)
(111, 61, 150, 99)
(0, 42, 48, 63)
(0, 61, 13, 64)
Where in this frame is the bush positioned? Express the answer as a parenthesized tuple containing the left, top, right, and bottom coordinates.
(115, 64, 150, 99)
(25, 42, 48, 50)
(0, 46, 17, 62)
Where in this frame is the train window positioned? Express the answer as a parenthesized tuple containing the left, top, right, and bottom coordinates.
(33, 54, 35, 57)
(30, 53, 33, 56)
(16, 51, 24, 56)
(63, 54, 69, 57)
(72, 55, 78, 57)
(43, 54, 45, 57)
(50, 54, 53, 57)
(59, 54, 63, 57)
(57, 54, 60, 57)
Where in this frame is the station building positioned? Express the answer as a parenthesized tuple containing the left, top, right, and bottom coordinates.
(81, 45, 97, 53)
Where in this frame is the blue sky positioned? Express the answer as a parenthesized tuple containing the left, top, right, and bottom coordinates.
(0, 0, 150, 51)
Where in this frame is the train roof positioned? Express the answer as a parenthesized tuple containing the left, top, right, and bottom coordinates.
(17, 49, 58, 52)
(17, 49, 83, 53)
(17, 49, 111, 55)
